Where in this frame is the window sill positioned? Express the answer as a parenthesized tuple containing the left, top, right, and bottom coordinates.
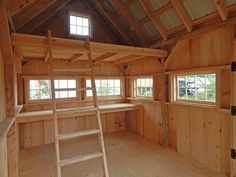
(127, 97, 160, 103)
(167, 101, 217, 109)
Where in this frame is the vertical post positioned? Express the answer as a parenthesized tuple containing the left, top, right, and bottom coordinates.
(160, 58, 169, 147)
(0, 7, 18, 177)
(231, 28, 236, 177)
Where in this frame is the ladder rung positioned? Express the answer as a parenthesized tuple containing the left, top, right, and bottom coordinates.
(57, 129, 100, 140)
(59, 152, 103, 167)
(53, 68, 92, 72)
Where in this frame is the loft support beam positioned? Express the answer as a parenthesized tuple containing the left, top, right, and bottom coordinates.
(93, 53, 117, 64)
(213, 0, 228, 21)
(170, 0, 193, 32)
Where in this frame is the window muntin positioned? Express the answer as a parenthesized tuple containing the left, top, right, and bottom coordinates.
(176, 73, 216, 103)
(70, 13, 91, 36)
(136, 78, 153, 97)
(29, 80, 51, 100)
(54, 80, 76, 99)
(86, 79, 121, 97)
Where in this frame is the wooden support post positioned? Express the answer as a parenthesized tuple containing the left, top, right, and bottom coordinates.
(160, 58, 169, 147)
(0, 7, 18, 177)
(231, 29, 236, 177)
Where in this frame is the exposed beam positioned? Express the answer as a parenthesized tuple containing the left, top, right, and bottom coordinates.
(164, 40, 188, 71)
(113, 0, 147, 45)
(70, 53, 83, 63)
(96, 0, 134, 45)
(170, 0, 193, 32)
(93, 53, 117, 64)
(212, 0, 228, 21)
(12, 0, 56, 31)
(139, 0, 168, 40)
(18, 0, 71, 33)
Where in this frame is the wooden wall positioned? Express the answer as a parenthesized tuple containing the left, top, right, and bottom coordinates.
(31, 0, 122, 45)
(125, 26, 232, 176)
(18, 60, 127, 149)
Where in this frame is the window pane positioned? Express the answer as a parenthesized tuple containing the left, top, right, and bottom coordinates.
(136, 78, 153, 97)
(83, 27, 89, 35)
(77, 26, 83, 35)
(70, 25, 76, 34)
(29, 80, 51, 100)
(68, 91, 76, 98)
(59, 80, 67, 89)
(177, 76, 186, 88)
(68, 80, 76, 88)
(83, 18, 89, 27)
(59, 91, 68, 98)
(70, 16, 76, 25)
(86, 80, 92, 87)
(77, 17, 83, 26)
(86, 79, 121, 97)
(176, 73, 216, 103)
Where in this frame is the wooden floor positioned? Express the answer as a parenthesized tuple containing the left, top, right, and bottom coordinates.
(19, 131, 227, 177)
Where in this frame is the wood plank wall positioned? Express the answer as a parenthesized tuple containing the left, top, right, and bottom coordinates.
(31, 0, 122, 45)
(126, 26, 232, 176)
(18, 61, 127, 148)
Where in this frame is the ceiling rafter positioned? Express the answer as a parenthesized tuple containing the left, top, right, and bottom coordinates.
(170, 0, 193, 32)
(138, 0, 168, 40)
(18, 0, 71, 34)
(212, 0, 228, 21)
(113, 0, 147, 46)
(95, 0, 134, 45)
(12, 0, 56, 31)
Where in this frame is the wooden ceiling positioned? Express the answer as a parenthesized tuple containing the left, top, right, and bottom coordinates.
(3, 0, 236, 48)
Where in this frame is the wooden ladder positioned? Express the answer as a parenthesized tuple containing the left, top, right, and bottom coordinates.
(49, 37, 110, 177)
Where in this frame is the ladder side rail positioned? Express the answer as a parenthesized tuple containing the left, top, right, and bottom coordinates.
(86, 37, 110, 177)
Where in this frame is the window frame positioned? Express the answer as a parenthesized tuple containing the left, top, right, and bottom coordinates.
(174, 72, 217, 105)
(134, 76, 154, 99)
(85, 76, 125, 99)
(25, 76, 79, 104)
(54, 78, 77, 100)
(69, 11, 92, 38)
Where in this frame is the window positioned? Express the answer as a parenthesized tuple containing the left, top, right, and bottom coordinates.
(136, 78, 153, 97)
(54, 80, 76, 99)
(29, 80, 51, 100)
(86, 79, 121, 97)
(69, 13, 91, 36)
(176, 73, 216, 103)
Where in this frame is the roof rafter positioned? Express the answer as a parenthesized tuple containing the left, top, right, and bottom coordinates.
(12, 0, 56, 31)
(18, 0, 71, 33)
(138, 0, 168, 40)
(113, 0, 147, 46)
(95, 0, 134, 45)
(170, 0, 193, 32)
(212, 0, 228, 21)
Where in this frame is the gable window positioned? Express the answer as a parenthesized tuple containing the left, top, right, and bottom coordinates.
(86, 79, 121, 97)
(29, 80, 51, 100)
(136, 77, 153, 97)
(54, 80, 77, 99)
(176, 73, 216, 103)
(69, 12, 91, 37)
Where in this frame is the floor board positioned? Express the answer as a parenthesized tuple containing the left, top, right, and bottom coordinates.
(19, 131, 227, 177)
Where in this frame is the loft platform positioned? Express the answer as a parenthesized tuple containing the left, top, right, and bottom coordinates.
(11, 33, 168, 64)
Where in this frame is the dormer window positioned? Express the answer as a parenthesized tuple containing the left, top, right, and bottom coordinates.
(69, 12, 91, 37)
